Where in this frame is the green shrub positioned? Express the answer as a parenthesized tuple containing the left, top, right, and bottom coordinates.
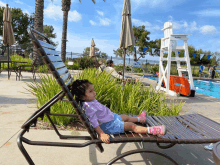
(149, 65, 159, 74)
(72, 62, 80, 70)
(74, 56, 99, 69)
(3, 55, 33, 69)
(27, 68, 184, 126)
(37, 64, 49, 73)
(133, 67, 143, 73)
(65, 61, 80, 70)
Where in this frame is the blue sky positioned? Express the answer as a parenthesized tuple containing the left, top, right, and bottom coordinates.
(1, 0, 220, 61)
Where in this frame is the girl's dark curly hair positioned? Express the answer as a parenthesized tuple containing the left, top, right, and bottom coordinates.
(70, 79, 92, 103)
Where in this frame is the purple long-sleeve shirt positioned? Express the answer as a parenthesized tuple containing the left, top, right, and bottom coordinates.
(83, 99, 114, 128)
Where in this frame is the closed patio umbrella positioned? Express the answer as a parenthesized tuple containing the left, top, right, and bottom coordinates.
(3, 4, 15, 79)
(119, 0, 135, 81)
(90, 38, 96, 57)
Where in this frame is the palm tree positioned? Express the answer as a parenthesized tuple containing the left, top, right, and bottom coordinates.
(61, 0, 106, 62)
(61, 0, 71, 62)
(33, 0, 44, 65)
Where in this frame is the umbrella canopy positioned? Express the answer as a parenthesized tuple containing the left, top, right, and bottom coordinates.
(119, 0, 135, 80)
(3, 4, 15, 46)
(3, 4, 15, 80)
(89, 38, 96, 57)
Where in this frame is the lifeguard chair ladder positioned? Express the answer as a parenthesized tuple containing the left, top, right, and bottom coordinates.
(156, 22, 195, 96)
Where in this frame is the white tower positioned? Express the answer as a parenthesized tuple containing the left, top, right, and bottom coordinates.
(156, 22, 195, 96)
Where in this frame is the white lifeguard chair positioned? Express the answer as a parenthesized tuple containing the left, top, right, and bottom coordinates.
(156, 22, 195, 96)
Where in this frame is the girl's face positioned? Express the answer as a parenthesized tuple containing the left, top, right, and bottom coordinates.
(83, 84, 96, 102)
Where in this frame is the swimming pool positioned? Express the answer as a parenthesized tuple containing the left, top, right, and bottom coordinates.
(144, 76, 220, 99)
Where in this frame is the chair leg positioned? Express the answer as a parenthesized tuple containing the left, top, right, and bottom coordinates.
(32, 70, 36, 80)
(107, 149, 178, 165)
(157, 142, 176, 149)
(17, 129, 35, 165)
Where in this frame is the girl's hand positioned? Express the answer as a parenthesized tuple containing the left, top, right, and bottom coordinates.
(99, 133, 110, 144)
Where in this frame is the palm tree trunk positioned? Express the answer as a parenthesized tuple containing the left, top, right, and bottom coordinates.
(134, 46, 137, 61)
(61, 10, 68, 62)
(33, 0, 44, 65)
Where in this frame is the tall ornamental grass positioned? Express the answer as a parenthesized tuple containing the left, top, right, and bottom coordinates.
(26, 68, 184, 126)
(26, 74, 75, 125)
(77, 68, 184, 116)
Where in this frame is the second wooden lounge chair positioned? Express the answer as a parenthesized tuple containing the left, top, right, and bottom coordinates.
(17, 28, 220, 165)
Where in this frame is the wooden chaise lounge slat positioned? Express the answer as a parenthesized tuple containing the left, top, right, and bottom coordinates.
(190, 114, 220, 131)
(61, 72, 71, 83)
(177, 115, 216, 139)
(181, 115, 220, 138)
(65, 77, 73, 86)
(42, 47, 59, 56)
(17, 27, 220, 165)
(163, 116, 200, 140)
(56, 67, 68, 76)
(52, 62, 66, 69)
(47, 55, 62, 62)
(156, 116, 195, 139)
(38, 40, 55, 50)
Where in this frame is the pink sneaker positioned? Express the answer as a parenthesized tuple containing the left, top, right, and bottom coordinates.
(138, 110, 147, 123)
(148, 125, 167, 135)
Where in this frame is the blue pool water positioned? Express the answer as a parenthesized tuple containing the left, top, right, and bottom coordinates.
(144, 76, 220, 99)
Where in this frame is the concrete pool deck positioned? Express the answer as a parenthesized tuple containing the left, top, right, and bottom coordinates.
(0, 71, 220, 165)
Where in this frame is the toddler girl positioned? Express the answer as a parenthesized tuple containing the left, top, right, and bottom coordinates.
(70, 79, 167, 144)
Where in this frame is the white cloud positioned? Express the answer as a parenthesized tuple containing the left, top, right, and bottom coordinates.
(45, 4, 81, 22)
(45, 4, 62, 20)
(172, 21, 188, 29)
(166, 16, 199, 32)
(89, 20, 96, 26)
(15, 0, 23, 4)
(50, 25, 118, 57)
(200, 25, 217, 35)
(132, 0, 164, 8)
(97, 10, 104, 16)
(168, 15, 173, 22)
(23, 9, 30, 16)
(68, 10, 82, 22)
(188, 21, 198, 31)
(192, 9, 220, 17)
(156, 20, 163, 24)
(0, 1, 6, 7)
(131, 0, 187, 11)
(152, 25, 161, 30)
(99, 17, 111, 26)
(132, 18, 151, 27)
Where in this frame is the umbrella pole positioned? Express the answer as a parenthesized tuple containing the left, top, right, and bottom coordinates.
(7, 45, 10, 80)
(123, 49, 126, 81)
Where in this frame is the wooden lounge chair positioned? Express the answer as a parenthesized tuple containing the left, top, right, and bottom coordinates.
(17, 28, 220, 165)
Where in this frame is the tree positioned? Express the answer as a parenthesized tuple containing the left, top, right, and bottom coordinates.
(43, 25, 58, 48)
(61, 0, 106, 62)
(0, 7, 57, 56)
(133, 25, 150, 61)
(113, 25, 151, 61)
(61, 0, 71, 62)
(148, 39, 161, 56)
(0, 7, 34, 54)
(33, 0, 44, 65)
(83, 47, 108, 59)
